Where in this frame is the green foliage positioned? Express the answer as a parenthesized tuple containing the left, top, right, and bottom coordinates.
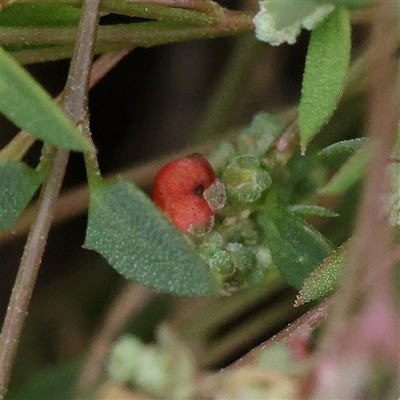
(0, 3, 81, 27)
(299, 8, 351, 150)
(295, 240, 350, 306)
(0, 159, 43, 230)
(318, 138, 369, 169)
(0, 47, 93, 152)
(188, 113, 338, 292)
(320, 141, 371, 195)
(258, 202, 334, 289)
(84, 181, 219, 296)
(224, 155, 272, 203)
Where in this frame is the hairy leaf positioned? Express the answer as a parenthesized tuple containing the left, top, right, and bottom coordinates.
(258, 202, 333, 289)
(84, 181, 219, 296)
(299, 8, 351, 150)
(295, 240, 349, 306)
(0, 159, 43, 230)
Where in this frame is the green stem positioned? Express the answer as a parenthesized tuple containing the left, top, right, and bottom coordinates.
(82, 119, 103, 188)
(0, 11, 253, 46)
(101, 0, 220, 25)
(0, 0, 102, 397)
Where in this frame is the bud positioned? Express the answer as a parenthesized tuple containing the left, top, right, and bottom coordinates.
(226, 242, 253, 271)
(223, 156, 272, 203)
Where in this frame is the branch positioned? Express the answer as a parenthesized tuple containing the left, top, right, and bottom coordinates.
(0, 0, 102, 397)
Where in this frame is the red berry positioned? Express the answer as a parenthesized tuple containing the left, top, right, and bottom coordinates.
(152, 153, 218, 233)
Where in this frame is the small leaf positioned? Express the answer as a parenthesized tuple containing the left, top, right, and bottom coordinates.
(295, 240, 350, 306)
(258, 202, 333, 289)
(318, 138, 369, 169)
(299, 8, 351, 150)
(320, 141, 371, 195)
(288, 204, 339, 218)
(0, 47, 94, 152)
(84, 181, 219, 296)
(0, 159, 43, 230)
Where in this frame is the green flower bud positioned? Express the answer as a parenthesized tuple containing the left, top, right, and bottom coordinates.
(224, 156, 272, 203)
(203, 178, 226, 212)
(226, 242, 253, 271)
(209, 249, 233, 276)
(198, 232, 224, 259)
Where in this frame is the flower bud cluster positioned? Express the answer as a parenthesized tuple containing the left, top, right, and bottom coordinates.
(188, 113, 284, 290)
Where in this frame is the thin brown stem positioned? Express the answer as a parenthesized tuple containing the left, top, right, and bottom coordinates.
(0, 0, 102, 397)
(75, 283, 154, 392)
(0, 11, 253, 47)
(0, 146, 67, 398)
(227, 299, 332, 371)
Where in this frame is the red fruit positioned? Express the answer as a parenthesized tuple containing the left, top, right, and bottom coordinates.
(152, 153, 218, 233)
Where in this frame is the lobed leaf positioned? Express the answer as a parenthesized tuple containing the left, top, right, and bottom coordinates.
(258, 202, 333, 289)
(84, 181, 219, 296)
(0, 47, 94, 152)
(0, 159, 43, 230)
(299, 8, 351, 150)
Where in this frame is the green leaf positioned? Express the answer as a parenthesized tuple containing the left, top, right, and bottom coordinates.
(299, 8, 351, 150)
(0, 159, 43, 230)
(84, 181, 219, 296)
(318, 138, 369, 169)
(0, 47, 94, 152)
(258, 202, 333, 289)
(320, 141, 371, 195)
(288, 204, 339, 218)
(295, 240, 349, 306)
(0, 3, 81, 27)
